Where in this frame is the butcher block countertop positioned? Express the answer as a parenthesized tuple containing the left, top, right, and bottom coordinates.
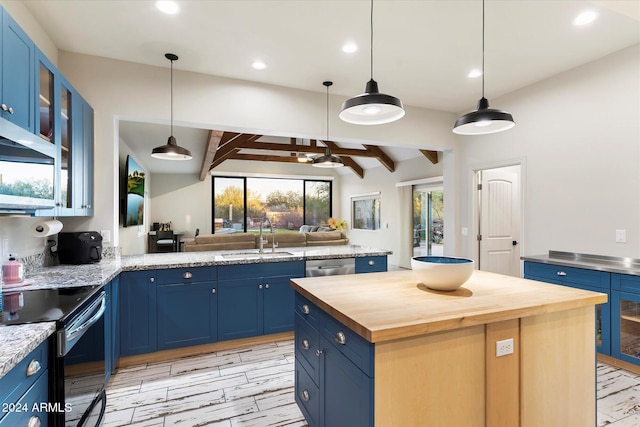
(290, 269, 608, 343)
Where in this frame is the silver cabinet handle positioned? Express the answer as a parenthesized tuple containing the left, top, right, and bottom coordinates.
(211, 288, 216, 294)
(259, 284, 263, 289)
(301, 304, 310, 315)
(557, 271, 567, 276)
(150, 277, 155, 283)
(7, 106, 13, 114)
(301, 390, 310, 402)
(265, 284, 269, 289)
(26, 360, 41, 377)
(368, 259, 375, 266)
(301, 339, 309, 350)
(85, 204, 92, 209)
(335, 331, 346, 345)
(28, 416, 41, 427)
(0, 103, 7, 112)
(315, 349, 323, 357)
(183, 271, 192, 279)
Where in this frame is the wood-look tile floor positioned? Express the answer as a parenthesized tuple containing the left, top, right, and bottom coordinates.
(102, 340, 639, 426)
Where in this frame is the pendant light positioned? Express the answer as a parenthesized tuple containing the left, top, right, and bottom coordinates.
(151, 53, 193, 160)
(339, 0, 404, 125)
(453, 0, 515, 135)
(313, 81, 344, 168)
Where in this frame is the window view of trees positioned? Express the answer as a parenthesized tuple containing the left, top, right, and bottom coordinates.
(213, 177, 331, 234)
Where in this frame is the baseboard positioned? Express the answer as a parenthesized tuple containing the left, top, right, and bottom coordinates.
(598, 353, 640, 375)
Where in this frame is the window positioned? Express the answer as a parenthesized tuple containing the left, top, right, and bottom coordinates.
(212, 176, 332, 233)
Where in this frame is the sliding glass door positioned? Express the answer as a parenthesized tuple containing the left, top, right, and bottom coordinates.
(413, 186, 444, 256)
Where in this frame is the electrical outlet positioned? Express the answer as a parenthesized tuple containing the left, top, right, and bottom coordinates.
(616, 230, 627, 243)
(496, 338, 514, 357)
(100, 230, 111, 244)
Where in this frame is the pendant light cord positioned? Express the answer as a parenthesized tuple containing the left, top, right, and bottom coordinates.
(481, 0, 485, 98)
(370, 0, 374, 80)
(170, 57, 174, 136)
(326, 85, 330, 141)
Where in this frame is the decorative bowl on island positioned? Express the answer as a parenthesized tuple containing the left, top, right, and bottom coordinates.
(411, 256, 475, 291)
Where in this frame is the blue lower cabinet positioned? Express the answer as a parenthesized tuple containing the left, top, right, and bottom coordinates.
(110, 276, 120, 374)
(157, 281, 218, 350)
(611, 273, 640, 367)
(263, 275, 296, 334)
(218, 278, 263, 341)
(355, 256, 387, 274)
(322, 337, 373, 427)
(120, 270, 157, 356)
(294, 294, 374, 427)
(524, 261, 611, 355)
(0, 373, 48, 427)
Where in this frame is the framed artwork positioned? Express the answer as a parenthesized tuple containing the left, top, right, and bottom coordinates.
(124, 155, 145, 227)
(351, 192, 381, 230)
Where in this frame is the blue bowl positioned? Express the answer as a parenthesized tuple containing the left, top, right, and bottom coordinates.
(411, 256, 475, 291)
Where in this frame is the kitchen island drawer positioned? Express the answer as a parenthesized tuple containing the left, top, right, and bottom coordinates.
(295, 363, 320, 427)
(524, 261, 610, 288)
(156, 266, 213, 285)
(321, 312, 374, 377)
(0, 372, 48, 427)
(295, 293, 322, 328)
(0, 340, 48, 412)
(295, 314, 320, 384)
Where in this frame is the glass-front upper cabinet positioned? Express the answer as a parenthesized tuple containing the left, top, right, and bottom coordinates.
(59, 82, 73, 212)
(38, 61, 54, 142)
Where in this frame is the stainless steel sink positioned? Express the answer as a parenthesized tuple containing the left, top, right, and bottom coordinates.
(220, 251, 294, 260)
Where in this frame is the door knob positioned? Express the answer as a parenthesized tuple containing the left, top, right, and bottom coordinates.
(512, 240, 519, 246)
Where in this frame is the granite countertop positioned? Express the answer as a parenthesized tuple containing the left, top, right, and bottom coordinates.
(291, 269, 607, 343)
(0, 245, 391, 379)
(521, 251, 640, 276)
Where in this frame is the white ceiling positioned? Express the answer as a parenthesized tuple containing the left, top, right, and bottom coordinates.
(23, 0, 640, 174)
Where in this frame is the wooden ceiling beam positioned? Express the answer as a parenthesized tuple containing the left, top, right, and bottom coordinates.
(323, 140, 364, 179)
(420, 150, 439, 164)
(245, 141, 381, 158)
(211, 133, 262, 169)
(231, 153, 306, 163)
(363, 144, 395, 173)
(199, 130, 225, 181)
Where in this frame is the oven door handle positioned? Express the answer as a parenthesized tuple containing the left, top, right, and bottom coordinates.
(66, 293, 106, 343)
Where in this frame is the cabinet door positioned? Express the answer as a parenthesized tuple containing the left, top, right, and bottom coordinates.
(562, 281, 611, 356)
(263, 275, 295, 334)
(322, 337, 373, 427)
(612, 290, 640, 366)
(110, 276, 120, 373)
(54, 78, 75, 215)
(217, 278, 262, 341)
(72, 95, 93, 216)
(157, 281, 217, 350)
(0, 9, 35, 131)
(120, 271, 157, 356)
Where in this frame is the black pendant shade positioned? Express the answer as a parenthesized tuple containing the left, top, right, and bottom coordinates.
(313, 81, 343, 168)
(453, 97, 515, 135)
(453, 0, 514, 135)
(339, 79, 405, 125)
(151, 53, 193, 160)
(340, 0, 404, 125)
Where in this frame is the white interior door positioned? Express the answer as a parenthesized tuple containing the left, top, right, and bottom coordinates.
(479, 166, 521, 276)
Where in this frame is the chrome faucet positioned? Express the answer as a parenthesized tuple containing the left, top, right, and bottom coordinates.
(258, 217, 277, 253)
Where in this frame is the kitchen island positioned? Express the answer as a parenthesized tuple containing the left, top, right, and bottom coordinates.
(290, 269, 607, 427)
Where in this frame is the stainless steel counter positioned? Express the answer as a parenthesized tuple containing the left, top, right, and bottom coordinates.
(521, 251, 640, 276)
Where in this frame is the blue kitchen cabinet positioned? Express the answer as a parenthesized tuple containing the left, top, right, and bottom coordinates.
(294, 293, 374, 427)
(110, 276, 120, 374)
(156, 267, 218, 350)
(217, 277, 262, 341)
(0, 7, 35, 132)
(524, 261, 611, 355)
(355, 256, 387, 274)
(72, 93, 94, 216)
(0, 339, 48, 427)
(611, 274, 640, 367)
(217, 261, 304, 341)
(120, 270, 157, 356)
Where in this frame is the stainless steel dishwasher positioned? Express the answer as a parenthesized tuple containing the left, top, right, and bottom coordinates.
(305, 258, 355, 277)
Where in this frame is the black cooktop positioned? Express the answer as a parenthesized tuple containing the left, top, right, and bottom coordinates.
(0, 285, 102, 326)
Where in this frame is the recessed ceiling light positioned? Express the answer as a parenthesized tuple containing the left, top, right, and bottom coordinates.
(573, 10, 598, 26)
(155, 0, 180, 15)
(467, 69, 482, 78)
(342, 42, 358, 54)
(251, 60, 267, 70)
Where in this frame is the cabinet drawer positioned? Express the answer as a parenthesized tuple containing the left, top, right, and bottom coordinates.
(218, 261, 304, 280)
(295, 314, 320, 385)
(295, 364, 320, 427)
(355, 256, 387, 273)
(156, 267, 212, 285)
(0, 369, 48, 427)
(321, 314, 374, 377)
(0, 340, 48, 411)
(295, 293, 322, 328)
(524, 262, 609, 289)
(612, 273, 640, 294)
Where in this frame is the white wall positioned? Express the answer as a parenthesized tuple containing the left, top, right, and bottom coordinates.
(455, 44, 640, 259)
(340, 156, 444, 266)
